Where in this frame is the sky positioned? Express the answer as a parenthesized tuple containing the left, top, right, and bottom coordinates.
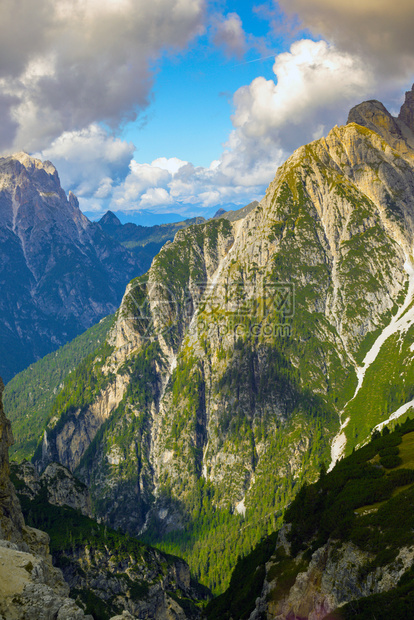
(1, 0, 414, 222)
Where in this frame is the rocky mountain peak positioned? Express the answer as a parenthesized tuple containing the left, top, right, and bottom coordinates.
(0, 151, 62, 200)
(347, 89, 414, 160)
(99, 210, 123, 236)
(347, 99, 404, 141)
(0, 152, 146, 381)
(100, 210, 122, 227)
(213, 207, 227, 218)
(12, 151, 58, 176)
(398, 83, 414, 130)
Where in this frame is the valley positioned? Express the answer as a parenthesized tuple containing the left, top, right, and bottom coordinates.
(4, 87, 414, 617)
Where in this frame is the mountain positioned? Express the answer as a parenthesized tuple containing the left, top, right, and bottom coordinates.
(213, 208, 226, 218)
(207, 417, 414, 619)
(0, 377, 92, 618)
(4, 315, 114, 462)
(0, 153, 144, 382)
(98, 210, 123, 231)
(10, 460, 210, 619)
(98, 211, 207, 272)
(11, 86, 414, 595)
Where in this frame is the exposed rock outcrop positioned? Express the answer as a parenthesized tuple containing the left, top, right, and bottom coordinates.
(0, 378, 92, 619)
(11, 460, 93, 518)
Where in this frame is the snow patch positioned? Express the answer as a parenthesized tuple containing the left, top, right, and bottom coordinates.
(235, 497, 246, 517)
(372, 399, 414, 433)
(328, 417, 350, 471)
(354, 259, 414, 400)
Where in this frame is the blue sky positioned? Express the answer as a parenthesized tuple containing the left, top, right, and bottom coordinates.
(1, 0, 414, 222)
(126, 1, 294, 168)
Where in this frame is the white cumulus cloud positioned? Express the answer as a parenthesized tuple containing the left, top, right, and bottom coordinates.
(232, 39, 375, 152)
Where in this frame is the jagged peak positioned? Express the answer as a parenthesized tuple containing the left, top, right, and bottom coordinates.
(398, 83, 414, 131)
(213, 208, 227, 219)
(99, 210, 122, 227)
(347, 99, 404, 140)
(8, 151, 57, 176)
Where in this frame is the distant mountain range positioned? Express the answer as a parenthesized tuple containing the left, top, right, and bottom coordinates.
(0, 152, 149, 381)
(98, 210, 207, 273)
(85, 202, 258, 227)
(97, 201, 259, 272)
(0, 155, 225, 383)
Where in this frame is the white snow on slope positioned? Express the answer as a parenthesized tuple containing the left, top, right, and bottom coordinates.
(329, 259, 414, 469)
(328, 416, 350, 472)
(372, 399, 414, 433)
(354, 260, 414, 399)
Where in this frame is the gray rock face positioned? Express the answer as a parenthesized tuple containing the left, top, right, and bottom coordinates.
(11, 460, 93, 517)
(250, 535, 414, 619)
(348, 93, 414, 159)
(0, 152, 143, 382)
(398, 84, 414, 130)
(347, 99, 405, 143)
(0, 378, 92, 619)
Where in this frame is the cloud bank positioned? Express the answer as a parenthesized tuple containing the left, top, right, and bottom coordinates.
(0, 0, 205, 153)
(277, 0, 414, 78)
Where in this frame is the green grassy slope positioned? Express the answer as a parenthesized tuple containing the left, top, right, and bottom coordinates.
(4, 315, 114, 461)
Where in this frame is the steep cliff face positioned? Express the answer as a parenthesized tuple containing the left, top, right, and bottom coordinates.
(30, 89, 414, 592)
(11, 458, 210, 619)
(11, 460, 93, 518)
(0, 378, 92, 619)
(0, 152, 143, 382)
